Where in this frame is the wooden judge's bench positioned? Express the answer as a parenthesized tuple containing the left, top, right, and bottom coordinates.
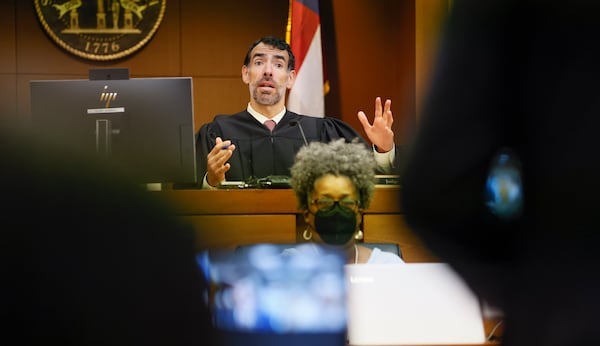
(156, 187, 438, 262)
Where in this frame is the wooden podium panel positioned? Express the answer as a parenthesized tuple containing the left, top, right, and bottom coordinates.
(180, 214, 297, 251)
(156, 187, 437, 262)
(158, 189, 299, 214)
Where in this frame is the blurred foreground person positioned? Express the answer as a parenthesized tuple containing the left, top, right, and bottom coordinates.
(401, 1, 600, 345)
(1, 126, 215, 345)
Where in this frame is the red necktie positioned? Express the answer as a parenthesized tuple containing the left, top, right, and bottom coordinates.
(264, 119, 276, 133)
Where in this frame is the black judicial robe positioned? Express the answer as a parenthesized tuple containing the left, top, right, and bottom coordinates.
(195, 110, 377, 184)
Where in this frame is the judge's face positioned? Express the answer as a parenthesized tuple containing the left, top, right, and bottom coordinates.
(242, 43, 296, 108)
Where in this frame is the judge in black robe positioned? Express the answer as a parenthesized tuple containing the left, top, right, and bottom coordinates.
(196, 109, 398, 184)
(193, 36, 398, 189)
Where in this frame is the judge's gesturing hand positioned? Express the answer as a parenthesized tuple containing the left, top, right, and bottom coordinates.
(357, 97, 395, 153)
(206, 137, 236, 187)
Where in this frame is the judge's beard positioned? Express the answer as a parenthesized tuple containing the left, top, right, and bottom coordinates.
(250, 85, 284, 106)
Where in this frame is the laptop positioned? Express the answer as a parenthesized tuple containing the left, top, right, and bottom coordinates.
(345, 263, 487, 345)
(197, 243, 348, 346)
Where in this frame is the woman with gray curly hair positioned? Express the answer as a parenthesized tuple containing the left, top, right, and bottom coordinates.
(289, 138, 404, 264)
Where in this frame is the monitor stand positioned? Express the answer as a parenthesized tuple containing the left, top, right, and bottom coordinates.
(95, 119, 112, 158)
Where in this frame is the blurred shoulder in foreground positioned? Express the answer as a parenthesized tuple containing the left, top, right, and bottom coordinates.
(1, 125, 215, 345)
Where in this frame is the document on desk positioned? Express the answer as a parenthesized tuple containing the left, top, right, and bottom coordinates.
(345, 263, 486, 345)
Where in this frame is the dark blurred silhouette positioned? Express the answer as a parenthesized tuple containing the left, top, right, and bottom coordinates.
(401, 1, 600, 345)
(2, 125, 215, 345)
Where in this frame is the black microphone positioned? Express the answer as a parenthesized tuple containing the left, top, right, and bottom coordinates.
(289, 119, 308, 146)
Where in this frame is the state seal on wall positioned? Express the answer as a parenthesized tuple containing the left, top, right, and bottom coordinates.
(34, 0, 166, 61)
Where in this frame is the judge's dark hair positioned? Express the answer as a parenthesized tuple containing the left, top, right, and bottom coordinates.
(243, 36, 296, 71)
(289, 138, 376, 211)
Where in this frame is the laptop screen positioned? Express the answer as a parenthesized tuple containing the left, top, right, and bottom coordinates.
(197, 243, 348, 346)
(345, 263, 486, 345)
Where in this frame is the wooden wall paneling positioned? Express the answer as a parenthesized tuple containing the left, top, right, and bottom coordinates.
(329, 0, 415, 145)
(392, 0, 417, 145)
(181, 0, 288, 77)
(192, 77, 249, 133)
(181, 215, 297, 250)
(0, 1, 17, 120)
(0, 1, 16, 74)
(415, 0, 451, 121)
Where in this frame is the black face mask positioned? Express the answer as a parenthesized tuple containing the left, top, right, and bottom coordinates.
(314, 204, 357, 245)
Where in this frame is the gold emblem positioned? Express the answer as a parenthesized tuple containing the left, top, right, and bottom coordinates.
(34, 0, 166, 61)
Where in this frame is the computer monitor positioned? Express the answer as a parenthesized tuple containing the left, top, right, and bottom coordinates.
(29, 77, 197, 185)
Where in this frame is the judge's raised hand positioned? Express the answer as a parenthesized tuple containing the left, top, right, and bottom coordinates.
(206, 137, 236, 187)
(357, 97, 395, 152)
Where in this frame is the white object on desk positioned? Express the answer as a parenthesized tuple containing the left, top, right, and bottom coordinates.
(345, 263, 486, 345)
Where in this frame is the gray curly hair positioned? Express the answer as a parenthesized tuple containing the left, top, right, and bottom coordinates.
(289, 138, 377, 211)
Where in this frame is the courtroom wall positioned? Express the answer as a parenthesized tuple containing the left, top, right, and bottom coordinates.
(0, 0, 434, 146)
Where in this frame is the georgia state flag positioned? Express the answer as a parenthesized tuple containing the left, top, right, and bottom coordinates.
(286, 0, 327, 117)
